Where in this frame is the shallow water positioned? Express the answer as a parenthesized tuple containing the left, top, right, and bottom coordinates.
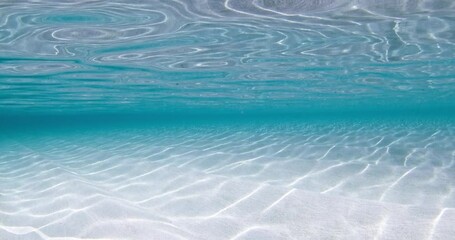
(1, 0, 455, 113)
(1, 0, 455, 239)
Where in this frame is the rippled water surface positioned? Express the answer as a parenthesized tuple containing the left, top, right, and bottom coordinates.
(1, 0, 455, 239)
(1, 0, 455, 112)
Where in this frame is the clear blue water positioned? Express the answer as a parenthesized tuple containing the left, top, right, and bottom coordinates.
(1, 0, 455, 115)
(1, 1, 455, 239)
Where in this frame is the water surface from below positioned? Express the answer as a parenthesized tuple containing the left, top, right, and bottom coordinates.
(2, 0, 455, 239)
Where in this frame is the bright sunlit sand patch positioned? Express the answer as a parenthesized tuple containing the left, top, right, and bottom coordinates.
(1, 121, 454, 239)
(1, 0, 455, 238)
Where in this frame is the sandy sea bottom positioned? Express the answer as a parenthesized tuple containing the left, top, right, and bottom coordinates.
(1, 0, 455, 239)
(1, 118, 455, 239)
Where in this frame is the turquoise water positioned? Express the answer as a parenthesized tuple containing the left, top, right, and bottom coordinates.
(1, 0, 455, 115)
(1, 1, 455, 239)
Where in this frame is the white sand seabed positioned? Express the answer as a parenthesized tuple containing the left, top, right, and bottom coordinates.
(1, 124, 454, 239)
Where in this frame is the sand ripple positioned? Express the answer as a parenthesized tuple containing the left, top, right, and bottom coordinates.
(1, 121, 454, 239)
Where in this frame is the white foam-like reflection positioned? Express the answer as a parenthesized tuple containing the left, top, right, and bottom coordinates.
(0, 0, 454, 112)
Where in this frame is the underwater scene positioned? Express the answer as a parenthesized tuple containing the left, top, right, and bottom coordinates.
(1, 0, 455, 239)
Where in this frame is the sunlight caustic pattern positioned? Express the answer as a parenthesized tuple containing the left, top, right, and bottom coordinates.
(1, 122, 455, 239)
(1, 0, 455, 239)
